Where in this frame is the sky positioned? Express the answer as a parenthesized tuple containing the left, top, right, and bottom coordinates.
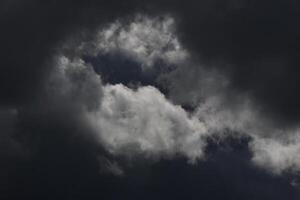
(1, 0, 300, 199)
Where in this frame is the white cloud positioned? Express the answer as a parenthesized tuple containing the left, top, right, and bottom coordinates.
(196, 95, 300, 174)
(53, 55, 208, 162)
(89, 84, 208, 161)
(55, 14, 300, 175)
(76, 14, 188, 69)
(250, 134, 300, 174)
(50, 55, 103, 110)
(54, 53, 300, 175)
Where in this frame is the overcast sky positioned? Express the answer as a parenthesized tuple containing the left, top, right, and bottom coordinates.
(1, 1, 300, 199)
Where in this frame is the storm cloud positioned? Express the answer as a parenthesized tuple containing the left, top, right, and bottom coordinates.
(2, 1, 300, 200)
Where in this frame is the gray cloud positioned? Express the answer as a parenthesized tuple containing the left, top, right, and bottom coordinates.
(4, 1, 300, 199)
(5, 11, 300, 177)
(72, 14, 300, 175)
(64, 14, 187, 70)
(90, 83, 207, 161)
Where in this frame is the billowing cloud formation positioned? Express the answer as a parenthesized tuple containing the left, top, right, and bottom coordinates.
(79, 15, 187, 69)
(91, 84, 206, 160)
(3, 1, 300, 199)
(66, 15, 300, 175)
(54, 55, 207, 162)
(251, 135, 300, 174)
(53, 48, 300, 175)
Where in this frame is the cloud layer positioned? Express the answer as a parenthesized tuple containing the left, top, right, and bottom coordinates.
(62, 14, 300, 175)
(2, 1, 300, 199)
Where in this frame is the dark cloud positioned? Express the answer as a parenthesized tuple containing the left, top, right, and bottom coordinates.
(2, 0, 299, 125)
(0, 2, 137, 193)
(0, 0, 138, 106)
(2, 136, 300, 200)
(163, 0, 300, 122)
(54, 0, 300, 123)
(2, 1, 300, 200)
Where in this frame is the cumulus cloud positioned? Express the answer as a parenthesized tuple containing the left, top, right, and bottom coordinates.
(89, 84, 207, 161)
(4, 12, 295, 176)
(250, 135, 300, 174)
(51, 55, 103, 111)
(4, 1, 300, 199)
(50, 51, 300, 175)
(52, 14, 300, 175)
(70, 14, 188, 70)
(50, 54, 207, 163)
(192, 92, 300, 174)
